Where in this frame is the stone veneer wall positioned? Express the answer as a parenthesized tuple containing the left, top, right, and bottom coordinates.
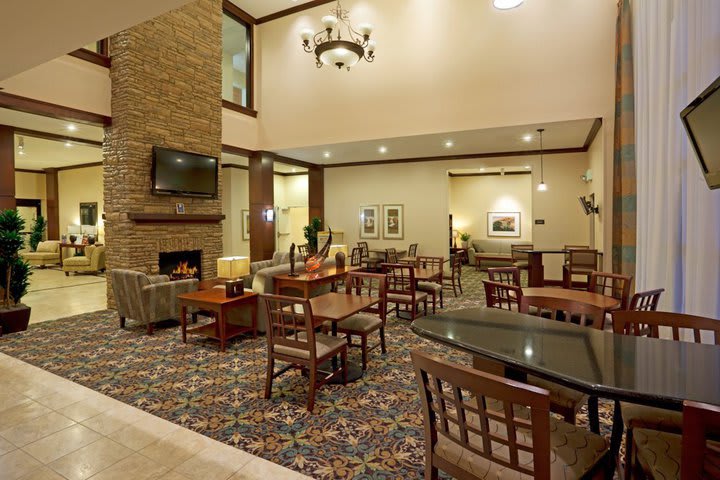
(104, 0, 223, 306)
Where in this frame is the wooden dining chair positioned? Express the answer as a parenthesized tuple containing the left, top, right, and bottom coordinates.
(612, 310, 720, 479)
(411, 350, 611, 480)
(350, 247, 364, 268)
(335, 272, 387, 371)
(588, 271, 633, 310)
(382, 263, 428, 320)
(488, 266, 521, 286)
(563, 244, 590, 263)
(357, 241, 382, 271)
(631, 400, 720, 480)
(298, 244, 310, 260)
(483, 280, 522, 311)
(442, 254, 463, 297)
(416, 256, 444, 313)
(385, 247, 398, 263)
(511, 244, 533, 271)
(261, 294, 347, 412)
(629, 288, 665, 311)
(519, 295, 606, 427)
(562, 249, 599, 289)
(407, 243, 418, 258)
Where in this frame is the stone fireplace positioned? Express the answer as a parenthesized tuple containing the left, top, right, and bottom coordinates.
(159, 250, 202, 281)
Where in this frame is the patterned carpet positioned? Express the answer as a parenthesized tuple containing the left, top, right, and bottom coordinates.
(0, 266, 621, 479)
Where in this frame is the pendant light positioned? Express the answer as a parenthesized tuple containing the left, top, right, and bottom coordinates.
(537, 128, 547, 191)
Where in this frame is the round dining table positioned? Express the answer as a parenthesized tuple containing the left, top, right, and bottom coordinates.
(522, 287, 620, 311)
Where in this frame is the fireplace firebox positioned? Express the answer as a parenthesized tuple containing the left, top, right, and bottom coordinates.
(159, 250, 202, 281)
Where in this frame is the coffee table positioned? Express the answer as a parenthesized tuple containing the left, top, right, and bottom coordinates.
(177, 289, 258, 352)
(474, 253, 512, 271)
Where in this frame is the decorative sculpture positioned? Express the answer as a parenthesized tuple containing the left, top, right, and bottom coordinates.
(305, 228, 332, 272)
(289, 243, 299, 277)
(335, 251, 346, 268)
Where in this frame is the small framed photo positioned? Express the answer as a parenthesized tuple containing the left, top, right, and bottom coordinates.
(488, 212, 521, 237)
(176, 203, 186, 214)
(242, 209, 250, 240)
(382, 204, 404, 240)
(359, 205, 380, 239)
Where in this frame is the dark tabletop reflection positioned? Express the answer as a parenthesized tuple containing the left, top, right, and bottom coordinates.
(411, 308, 720, 409)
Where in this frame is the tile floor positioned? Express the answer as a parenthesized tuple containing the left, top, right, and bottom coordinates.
(0, 353, 310, 480)
(23, 269, 107, 324)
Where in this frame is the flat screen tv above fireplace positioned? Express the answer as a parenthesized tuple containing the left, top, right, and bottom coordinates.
(152, 146, 218, 198)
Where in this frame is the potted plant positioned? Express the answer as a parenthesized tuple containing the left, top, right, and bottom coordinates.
(303, 217, 323, 254)
(29, 215, 47, 252)
(0, 209, 32, 336)
(460, 232, 471, 249)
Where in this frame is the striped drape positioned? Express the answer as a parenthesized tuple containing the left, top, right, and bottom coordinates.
(612, 0, 636, 276)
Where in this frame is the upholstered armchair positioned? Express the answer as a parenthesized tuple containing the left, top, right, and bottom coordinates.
(63, 245, 106, 275)
(111, 269, 198, 334)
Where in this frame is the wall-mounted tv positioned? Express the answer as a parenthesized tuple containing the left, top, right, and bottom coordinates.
(680, 74, 720, 189)
(152, 146, 218, 198)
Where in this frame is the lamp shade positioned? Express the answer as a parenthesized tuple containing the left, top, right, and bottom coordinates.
(319, 44, 361, 68)
(217, 256, 250, 279)
(328, 244, 349, 257)
(452, 230, 459, 239)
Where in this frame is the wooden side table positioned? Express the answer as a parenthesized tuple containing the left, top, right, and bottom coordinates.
(177, 289, 257, 352)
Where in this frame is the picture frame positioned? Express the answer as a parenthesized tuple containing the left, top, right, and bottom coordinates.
(242, 209, 250, 240)
(382, 204, 404, 240)
(487, 212, 521, 237)
(359, 205, 380, 239)
(175, 203, 185, 214)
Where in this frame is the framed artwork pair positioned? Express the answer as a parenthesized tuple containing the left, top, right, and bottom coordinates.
(359, 204, 404, 240)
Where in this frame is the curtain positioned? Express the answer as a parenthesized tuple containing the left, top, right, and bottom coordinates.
(634, 0, 720, 317)
(612, 0, 636, 277)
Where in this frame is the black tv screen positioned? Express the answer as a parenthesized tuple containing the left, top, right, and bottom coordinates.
(152, 147, 218, 198)
(681, 74, 720, 189)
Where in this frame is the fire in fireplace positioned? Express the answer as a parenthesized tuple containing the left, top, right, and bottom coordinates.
(159, 250, 202, 281)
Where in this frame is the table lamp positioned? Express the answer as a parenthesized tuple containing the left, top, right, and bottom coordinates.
(217, 256, 250, 279)
(452, 230, 459, 248)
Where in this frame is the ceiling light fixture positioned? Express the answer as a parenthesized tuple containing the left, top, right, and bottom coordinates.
(522, 134, 533, 142)
(67, 124, 77, 132)
(525, 165, 530, 169)
(493, 0, 524, 10)
(378, 146, 387, 154)
(323, 151, 331, 159)
(536, 128, 548, 191)
(64, 141, 72, 148)
(17, 136, 24, 152)
(300, 0, 376, 70)
(444, 140, 454, 148)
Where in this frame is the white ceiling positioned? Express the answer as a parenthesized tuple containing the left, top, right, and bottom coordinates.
(15, 136, 102, 170)
(274, 118, 598, 165)
(0, 108, 104, 142)
(229, 0, 321, 19)
(0, 0, 194, 81)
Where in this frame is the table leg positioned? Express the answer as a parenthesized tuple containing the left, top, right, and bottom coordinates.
(219, 308, 226, 352)
(607, 400, 624, 479)
(588, 396, 600, 434)
(180, 305, 187, 343)
(250, 302, 257, 338)
(527, 252, 544, 287)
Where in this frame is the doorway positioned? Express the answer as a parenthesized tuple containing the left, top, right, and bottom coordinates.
(16, 199, 42, 250)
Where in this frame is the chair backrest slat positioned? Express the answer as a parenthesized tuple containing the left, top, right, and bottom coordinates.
(520, 295, 606, 329)
(350, 247, 363, 267)
(588, 272, 633, 310)
(488, 266, 521, 286)
(344, 271, 386, 322)
(629, 288, 664, 312)
(612, 310, 720, 345)
(681, 400, 720, 480)
(261, 294, 316, 358)
(381, 263, 416, 296)
(386, 248, 398, 264)
(408, 243, 418, 257)
(411, 350, 551, 479)
(563, 244, 589, 263)
(483, 280, 522, 311)
(568, 249, 599, 271)
(357, 241, 369, 259)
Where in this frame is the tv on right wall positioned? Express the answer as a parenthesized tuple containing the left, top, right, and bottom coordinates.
(681, 73, 720, 189)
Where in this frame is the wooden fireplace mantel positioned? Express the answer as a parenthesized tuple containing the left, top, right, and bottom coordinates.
(127, 213, 225, 224)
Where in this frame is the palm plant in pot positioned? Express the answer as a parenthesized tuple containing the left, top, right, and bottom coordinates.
(0, 209, 32, 336)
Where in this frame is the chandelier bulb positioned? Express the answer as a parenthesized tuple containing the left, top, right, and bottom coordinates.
(322, 15, 338, 30)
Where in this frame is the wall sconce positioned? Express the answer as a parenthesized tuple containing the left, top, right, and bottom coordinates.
(264, 208, 274, 222)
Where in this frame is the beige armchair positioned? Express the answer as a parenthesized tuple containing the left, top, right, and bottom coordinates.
(21, 240, 61, 267)
(63, 245, 106, 276)
(111, 269, 198, 334)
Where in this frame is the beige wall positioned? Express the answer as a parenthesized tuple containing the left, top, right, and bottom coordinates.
(587, 131, 610, 270)
(222, 167, 250, 257)
(58, 166, 103, 240)
(15, 171, 48, 217)
(257, 0, 616, 150)
(450, 174, 533, 243)
(325, 152, 590, 279)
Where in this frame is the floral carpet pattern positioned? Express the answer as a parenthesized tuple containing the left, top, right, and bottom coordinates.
(0, 266, 620, 479)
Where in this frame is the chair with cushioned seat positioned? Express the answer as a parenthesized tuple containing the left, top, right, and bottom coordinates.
(334, 272, 387, 370)
(562, 249, 599, 289)
(261, 293, 347, 412)
(511, 244, 533, 273)
(628, 288, 665, 312)
(483, 280, 522, 311)
(350, 247, 363, 268)
(612, 310, 720, 479)
(357, 241, 382, 271)
(488, 266, 521, 286)
(416, 256, 444, 313)
(588, 271, 633, 310)
(443, 254, 463, 297)
(382, 263, 427, 320)
(62, 245, 106, 276)
(411, 350, 612, 480)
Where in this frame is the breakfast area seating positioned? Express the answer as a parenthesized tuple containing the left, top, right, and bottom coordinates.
(469, 239, 532, 270)
(62, 244, 107, 275)
(21, 240, 61, 267)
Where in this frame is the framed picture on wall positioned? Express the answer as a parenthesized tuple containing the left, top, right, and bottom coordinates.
(359, 205, 380, 239)
(382, 204, 404, 240)
(487, 212, 521, 237)
(242, 210, 250, 240)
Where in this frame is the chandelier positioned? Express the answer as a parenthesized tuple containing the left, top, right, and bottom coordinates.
(300, 0, 376, 70)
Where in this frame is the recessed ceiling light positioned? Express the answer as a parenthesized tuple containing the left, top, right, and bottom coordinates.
(292, 168, 297, 172)
(18, 151, 25, 156)
(522, 134, 533, 142)
(444, 140, 454, 148)
(67, 124, 77, 132)
(323, 151, 331, 158)
(378, 146, 388, 154)
(176, 158, 183, 163)
(525, 165, 530, 169)
(493, 0, 524, 10)
(479, 168, 485, 172)
(64, 141, 72, 147)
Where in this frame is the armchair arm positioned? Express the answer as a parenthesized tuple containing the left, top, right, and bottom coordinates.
(140, 278, 198, 322)
(467, 247, 476, 258)
(147, 274, 170, 284)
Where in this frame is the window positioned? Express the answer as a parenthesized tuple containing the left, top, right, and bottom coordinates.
(222, 10, 254, 114)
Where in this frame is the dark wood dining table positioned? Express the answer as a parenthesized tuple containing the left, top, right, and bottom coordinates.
(411, 307, 720, 477)
(522, 287, 620, 311)
(274, 265, 359, 298)
(309, 292, 381, 382)
(514, 248, 603, 287)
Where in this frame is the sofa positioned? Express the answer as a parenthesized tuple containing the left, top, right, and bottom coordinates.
(21, 240, 61, 267)
(225, 257, 337, 333)
(63, 245, 107, 275)
(111, 269, 199, 334)
(243, 251, 291, 288)
(468, 239, 533, 270)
